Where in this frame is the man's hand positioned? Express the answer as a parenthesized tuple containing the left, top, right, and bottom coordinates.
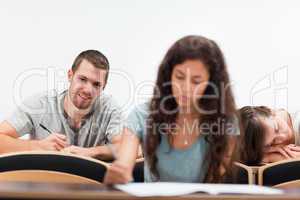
(104, 161, 133, 185)
(30, 133, 68, 151)
(61, 145, 95, 157)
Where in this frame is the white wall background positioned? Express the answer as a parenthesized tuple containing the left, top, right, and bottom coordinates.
(0, 0, 300, 120)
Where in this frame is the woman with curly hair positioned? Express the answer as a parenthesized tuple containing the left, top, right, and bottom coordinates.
(104, 35, 240, 184)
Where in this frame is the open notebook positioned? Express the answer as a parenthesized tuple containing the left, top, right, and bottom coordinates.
(115, 183, 283, 197)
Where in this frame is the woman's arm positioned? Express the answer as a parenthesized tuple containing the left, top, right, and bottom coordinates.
(103, 128, 140, 184)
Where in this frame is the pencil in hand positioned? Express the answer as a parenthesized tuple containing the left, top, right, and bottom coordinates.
(39, 123, 52, 134)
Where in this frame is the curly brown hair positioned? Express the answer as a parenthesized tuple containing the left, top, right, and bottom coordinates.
(145, 35, 238, 183)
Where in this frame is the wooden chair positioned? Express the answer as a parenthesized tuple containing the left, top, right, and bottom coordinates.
(233, 162, 257, 184)
(0, 170, 100, 184)
(133, 158, 144, 182)
(0, 151, 109, 183)
(258, 158, 300, 187)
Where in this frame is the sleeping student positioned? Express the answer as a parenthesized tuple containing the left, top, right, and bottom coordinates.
(104, 35, 240, 184)
(239, 106, 300, 165)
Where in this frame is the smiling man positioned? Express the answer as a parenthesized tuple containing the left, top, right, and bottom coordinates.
(0, 50, 123, 160)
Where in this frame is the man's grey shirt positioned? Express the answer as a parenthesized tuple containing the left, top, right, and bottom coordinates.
(7, 90, 124, 147)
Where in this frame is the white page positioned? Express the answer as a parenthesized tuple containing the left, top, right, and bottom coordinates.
(115, 183, 283, 197)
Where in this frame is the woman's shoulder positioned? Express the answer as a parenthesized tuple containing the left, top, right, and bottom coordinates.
(275, 108, 300, 145)
(128, 102, 150, 118)
(290, 110, 300, 145)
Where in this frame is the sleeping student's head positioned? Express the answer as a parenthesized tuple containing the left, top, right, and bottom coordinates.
(239, 106, 295, 165)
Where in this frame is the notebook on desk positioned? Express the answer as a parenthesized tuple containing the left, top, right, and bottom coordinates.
(115, 182, 283, 197)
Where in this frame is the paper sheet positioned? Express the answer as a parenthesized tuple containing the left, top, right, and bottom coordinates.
(115, 183, 283, 197)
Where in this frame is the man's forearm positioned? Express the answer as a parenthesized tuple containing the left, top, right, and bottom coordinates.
(0, 134, 35, 154)
(89, 145, 118, 161)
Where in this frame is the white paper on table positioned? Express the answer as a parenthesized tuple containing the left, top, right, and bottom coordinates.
(115, 183, 283, 197)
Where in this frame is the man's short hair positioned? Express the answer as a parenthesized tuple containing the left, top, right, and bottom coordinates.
(72, 50, 110, 81)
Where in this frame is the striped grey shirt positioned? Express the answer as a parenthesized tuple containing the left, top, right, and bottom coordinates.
(7, 90, 124, 147)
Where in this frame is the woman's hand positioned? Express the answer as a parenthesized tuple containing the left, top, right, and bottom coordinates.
(262, 144, 300, 163)
(103, 161, 133, 185)
(282, 144, 300, 158)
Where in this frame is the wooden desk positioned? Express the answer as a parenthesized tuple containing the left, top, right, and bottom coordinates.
(0, 181, 299, 200)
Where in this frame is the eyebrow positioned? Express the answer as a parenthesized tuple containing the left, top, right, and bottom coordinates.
(192, 75, 202, 80)
(174, 69, 184, 75)
(174, 69, 203, 79)
(79, 75, 102, 86)
(78, 75, 87, 79)
(94, 81, 101, 86)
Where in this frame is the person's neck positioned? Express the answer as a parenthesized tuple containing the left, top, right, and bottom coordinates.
(63, 92, 91, 128)
(170, 110, 201, 147)
(175, 110, 200, 135)
(177, 107, 200, 122)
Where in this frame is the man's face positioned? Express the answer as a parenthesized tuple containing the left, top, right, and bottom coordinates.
(68, 59, 107, 110)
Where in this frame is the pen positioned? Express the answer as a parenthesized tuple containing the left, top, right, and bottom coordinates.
(39, 123, 52, 134)
(39, 124, 71, 148)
